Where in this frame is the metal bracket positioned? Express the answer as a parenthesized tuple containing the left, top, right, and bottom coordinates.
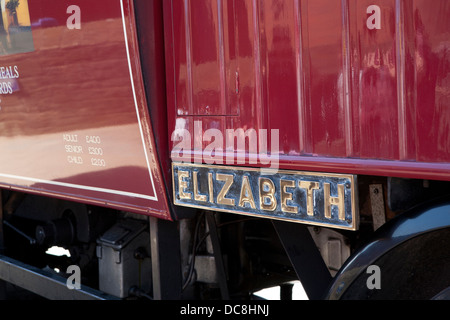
(150, 217, 182, 300)
(205, 213, 230, 299)
(0, 254, 119, 300)
(369, 184, 386, 230)
(272, 220, 332, 300)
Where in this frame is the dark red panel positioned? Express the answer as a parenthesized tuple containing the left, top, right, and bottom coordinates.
(165, 0, 450, 181)
(0, 0, 170, 217)
(414, 0, 450, 162)
(355, 0, 400, 160)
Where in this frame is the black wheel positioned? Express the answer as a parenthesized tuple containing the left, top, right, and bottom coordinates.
(341, 228, 450, 300)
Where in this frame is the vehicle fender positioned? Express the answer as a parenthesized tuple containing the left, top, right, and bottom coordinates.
(325, 197, 450, 299)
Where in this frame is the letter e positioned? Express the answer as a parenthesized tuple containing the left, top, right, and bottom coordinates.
(366, 265, 381, 290)
(66, 265, 81, 290)
(67, 5, 81, 30)
(366, 5, 381, 30)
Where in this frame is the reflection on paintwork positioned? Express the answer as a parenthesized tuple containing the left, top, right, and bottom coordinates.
(165, 0, 450, 180)
(0, 0, 170, 218)
(0, 0, 34, 56)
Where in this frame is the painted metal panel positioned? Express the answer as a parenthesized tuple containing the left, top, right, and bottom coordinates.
(0, 0, 170, 218)
(165, 0, 450, 181)
(171, 0, 238, 116)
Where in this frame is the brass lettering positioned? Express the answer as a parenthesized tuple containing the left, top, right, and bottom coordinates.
(178, 170, 192, 200)
(324, 183, 345, 220)
(239, 176, 256, 209)
(217, 173, 235, 206)
(280, 179, 297, 214)
(193, 171, 207, 202)
(259, 178, 277, 211)
(298, 181, 320, 216)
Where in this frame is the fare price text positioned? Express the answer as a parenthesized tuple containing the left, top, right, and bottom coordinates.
(63, 133, 106, 167)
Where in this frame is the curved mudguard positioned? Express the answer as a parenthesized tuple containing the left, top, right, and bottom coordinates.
(0, 0, 171, 219)
(326, 197, 450, 299)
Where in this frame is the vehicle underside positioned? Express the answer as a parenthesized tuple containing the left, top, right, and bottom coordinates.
(1, 175, 449, 300)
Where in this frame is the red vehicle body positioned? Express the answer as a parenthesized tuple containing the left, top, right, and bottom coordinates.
(164, 0, 450, 179)
(0, 0, 448, 301)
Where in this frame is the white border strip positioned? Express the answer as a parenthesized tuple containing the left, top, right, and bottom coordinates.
(120, 0, 158, 201)
(0, 0, 159, 202)
(0, 173, 156, 200)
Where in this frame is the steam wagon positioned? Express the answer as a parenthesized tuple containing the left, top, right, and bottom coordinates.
(0, 0, 448, 300)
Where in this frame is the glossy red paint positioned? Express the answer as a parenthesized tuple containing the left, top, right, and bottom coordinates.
(164, 0, 450, 181)
(0, 0, 170, 218)
(134, 0, 173, 206)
